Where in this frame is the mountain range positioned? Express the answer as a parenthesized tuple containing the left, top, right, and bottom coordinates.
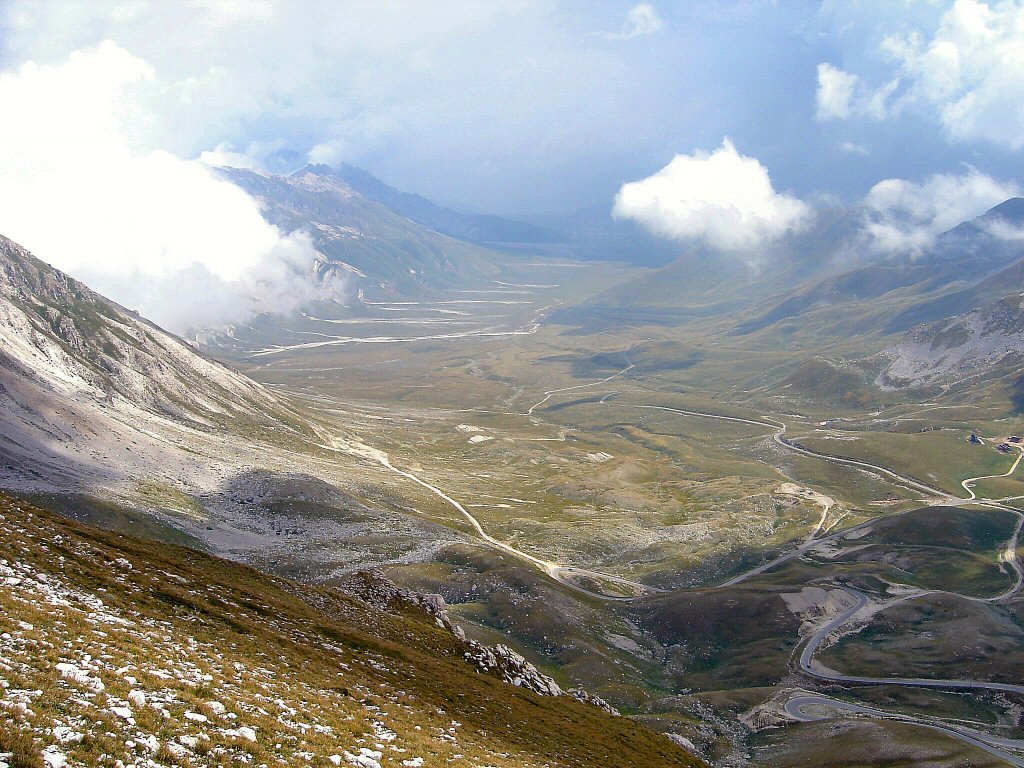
(5, 158, 1024, 766)
(0, 232, 702, 768)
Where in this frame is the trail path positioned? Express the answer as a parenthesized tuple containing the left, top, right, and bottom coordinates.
(307, 370, 1024, 758)
(962, 445, 1024, 500)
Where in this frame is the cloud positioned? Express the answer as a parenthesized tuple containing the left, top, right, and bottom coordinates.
(821, 0, 1024, 150)
(984, 219, 1024, 241)
(0, 42, 334, 334)
(0, 0, 635, 214)
(862, 168, 1021, 254)
(839, 141, 869, 156)
(612, 139, 811, 251)
(815, 62, 898, 121)
(605, 3, 664, 40)
(307, 139, 354, 167)
(198, 142, 259, 169)
(883, 0, 1024, 148)
(816, 63, 858, 120)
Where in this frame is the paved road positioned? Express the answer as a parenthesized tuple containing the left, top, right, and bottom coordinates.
(799, 587, 1024, 696)
(316, 385, 1024, 758)
(784, 694, 1024, 767)
(600, 400, 1024, 758)
(625, 403, 951, 498)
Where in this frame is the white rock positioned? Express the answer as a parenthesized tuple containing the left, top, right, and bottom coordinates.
(401, 759, 424, 767)
(55, 662, 104, 692)
(41, 747, 67, 768)
(184, 711, 208, 723)
(127, 690, 146, 707)
(165, 743, 187, 759)
(667, 733, 698, 752)
(52, 727, 83, 745)
(111, 706, 135, 724)
(344, 748, 382, 768)
(205, 700, 226, 715)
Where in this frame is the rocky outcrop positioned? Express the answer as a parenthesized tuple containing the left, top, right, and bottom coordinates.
(462, 642, 562, 697)
(341, 570, 619, 714)
(880, 294, 1024, 388)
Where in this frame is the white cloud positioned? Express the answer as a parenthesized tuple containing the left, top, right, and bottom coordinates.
(307, 140, 353, 167)
(198, 142, 258, 169)
(605, 3, 664, 40)
(822, 0, 1024, 149)
(816, 63, 858, 120)
(815, 62, 898, 121)
(839, 141, 869, 156)
(612, 139, 811, 251)
(883, 0, 1024, 148)
(984, 219, 1024, 241)
(862, 169, 1021, 254)
(0, 42, 334, 334)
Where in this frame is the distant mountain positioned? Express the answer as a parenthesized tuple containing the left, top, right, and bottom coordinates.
(733, 199, 1024, 339)
(220, 165, 510, 296)
(523, 205, 684, 266)
(939, 196, 1024, 245)
(570, 207, 864, 324)
(587, 199, 1024, 340)
(328, 162, 563, 245)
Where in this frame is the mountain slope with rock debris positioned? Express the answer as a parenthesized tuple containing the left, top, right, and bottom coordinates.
(0, 492, 702, 768)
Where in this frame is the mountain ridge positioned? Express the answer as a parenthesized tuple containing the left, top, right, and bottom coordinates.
(218, 165, 512, 297)
(319, 163, 564, 246)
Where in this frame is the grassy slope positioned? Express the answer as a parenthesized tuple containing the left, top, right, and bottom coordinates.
(0, 492, 702, 768)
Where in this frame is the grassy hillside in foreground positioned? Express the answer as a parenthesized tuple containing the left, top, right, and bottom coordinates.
(0, 493, 702, 768)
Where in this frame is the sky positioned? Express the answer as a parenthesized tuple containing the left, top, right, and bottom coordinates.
(0, 0, 1022, 329)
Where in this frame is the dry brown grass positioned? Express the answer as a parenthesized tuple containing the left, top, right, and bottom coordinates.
(0, 492, 702, 768)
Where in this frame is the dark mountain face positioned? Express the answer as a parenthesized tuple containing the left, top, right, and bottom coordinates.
(324, 163, 564, 245)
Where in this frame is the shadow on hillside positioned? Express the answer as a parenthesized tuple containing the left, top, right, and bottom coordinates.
(1012, 372, 1024, 413)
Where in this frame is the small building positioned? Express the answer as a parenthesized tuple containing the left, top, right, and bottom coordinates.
(969, 433, 982, 445)
(998, 443, 1012, 453)
(1009, 436, 1022, 443)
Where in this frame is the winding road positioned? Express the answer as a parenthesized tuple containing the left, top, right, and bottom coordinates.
(963, 444, 1024, 500)
(550, 391, 1024, 758)
(317, 431, 660, 601)
(313, 376, 1024, 760)
(799, 587, 1024, 695)
(784, 694, 1024, 767)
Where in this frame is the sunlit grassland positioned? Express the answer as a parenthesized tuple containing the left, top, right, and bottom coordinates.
(788, 427, 1024, 496)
